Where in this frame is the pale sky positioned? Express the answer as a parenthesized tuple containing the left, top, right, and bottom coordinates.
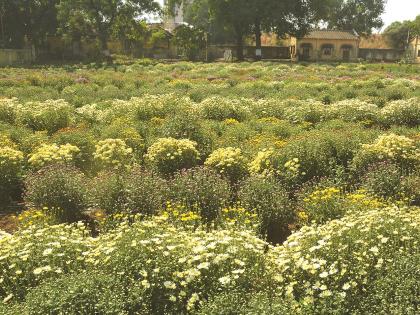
(155, 0, 420, 30)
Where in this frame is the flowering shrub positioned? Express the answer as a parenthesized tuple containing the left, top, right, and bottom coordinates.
(380, 98, 420, 127)
(24, 164, 90, 223)
(0, 98, 18, 124)
(249, 148, 275, 176)
(0, 146, 24, 207)
(283, 100, 325, 124)
(270, 206, 420, 313)
(168, 167, 231, 224)
(16, 99, 74, 134)
(145, 138, 200, 175)
(199, 96, 250, 121)
(238, 176, 294, 243)
(93, 138, 133, 170)
(326, 99, 379, 123)
(28, 143, 80, 170)
(0, 223, 90, 302)
(85, 220, 273, 314)
(353, 133, 419, 173)
(205, 147, 248, 182)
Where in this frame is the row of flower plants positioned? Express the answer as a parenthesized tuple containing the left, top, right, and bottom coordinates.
(0, 63, 419, 313)
(0, 62, 419, 106)
(1, 204, 419, 314)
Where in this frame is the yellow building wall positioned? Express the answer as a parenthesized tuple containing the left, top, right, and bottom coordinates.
(0, 49, 33, 66)
(296, 38, 359, 61)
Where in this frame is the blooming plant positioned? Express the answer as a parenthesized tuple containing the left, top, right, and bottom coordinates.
(145, 138, 200, 175)
(93, 138, 133, 170)
(205, 147, 248, 182)
(270, 206, 420, 313)
(28, 143, 80, 169)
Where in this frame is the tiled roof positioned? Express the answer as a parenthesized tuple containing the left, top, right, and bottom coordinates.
(302, 30, 359, 40)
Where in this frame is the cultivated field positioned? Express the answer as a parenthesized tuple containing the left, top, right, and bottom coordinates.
(0, 61, 419, 314)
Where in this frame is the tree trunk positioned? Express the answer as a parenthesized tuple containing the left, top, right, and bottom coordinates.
(255, 20, 262, 61)
(236, 33, 244, 61)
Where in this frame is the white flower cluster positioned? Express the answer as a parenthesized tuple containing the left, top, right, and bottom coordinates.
(269, 206, 420, 305)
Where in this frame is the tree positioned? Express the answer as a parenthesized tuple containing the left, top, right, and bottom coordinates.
(384, 16, 420, 50)
(167, 0, 331, 61)
(57, 0, 160, 52)
(173, 24, 206, 60)
(0, 0, 58, 49)
(327, 0, 386, 35)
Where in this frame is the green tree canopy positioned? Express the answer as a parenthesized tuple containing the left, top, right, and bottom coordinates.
(57, 0, 161, 51)
(384, 15, 420, 50)
(0, 0, 59, 49)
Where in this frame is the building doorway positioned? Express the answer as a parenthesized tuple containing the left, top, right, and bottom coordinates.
(300, 43, 312, 61)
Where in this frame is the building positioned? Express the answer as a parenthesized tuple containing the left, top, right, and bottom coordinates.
(409, 36, 420, 62)
(359, 34, 404, 61)
(295, 30, 359, 61)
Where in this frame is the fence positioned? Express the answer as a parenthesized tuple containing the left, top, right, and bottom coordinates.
(0, 49, 34, 66)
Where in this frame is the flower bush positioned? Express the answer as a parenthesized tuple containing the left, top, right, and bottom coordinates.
(238, 176, 294, 243)
(145, 138, 200, 175)
(199, 96, 250, 121)
(205, 147, 248, 182)
(380, 98, 420, 127)
(168, 167, 231, 224)
(93, 138, 133, 171)
(28, 143, 80, 169)
(352, 133, 419, 173)
(0, 98, 18, 124)
(269, 206, 420, 314)
(24, 164, 90, 223)
(16, 99, 74, 134)
(326, 99, 379, 124)
(0, 146, 24, 207)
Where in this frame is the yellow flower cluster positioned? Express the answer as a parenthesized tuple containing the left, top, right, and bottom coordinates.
(17, 208, 54, 228)
(221, 206, 258, 229)
(161, 202, 202, 227)
(0, 146, 24, 168)
(146, 138, 200, 174)
(249, 148, 275, 176)
(93, 138, 133, 170)
(223, 118, 239, 125)
(28, 143, 80, 168)
(304, 187, 341, 203)
(205, 147, 247, 180)
(362, 133, 419, 163)
(284, 158, 301, 175)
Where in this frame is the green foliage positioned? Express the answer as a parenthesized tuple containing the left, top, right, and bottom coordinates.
(238, 176, 294, 243)
(169, 167, 231, 224)
(146, 138, 200, 175)
(173, 25, 206, 61)
(24, 164, 90, 223)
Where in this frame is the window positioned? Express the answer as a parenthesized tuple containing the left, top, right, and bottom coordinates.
(323, 47, 332, 56)
(321, 44, 334, 56)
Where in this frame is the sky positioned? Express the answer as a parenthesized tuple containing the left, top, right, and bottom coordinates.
(155, 0, 420, 30)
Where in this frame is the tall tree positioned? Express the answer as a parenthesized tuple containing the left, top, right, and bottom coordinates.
(0, 0, 58, 49)
(384, 15, 420, 50)
(327, 0, 385, 35)
(57, 0, 160, 52)
(167, 0, 330, 60)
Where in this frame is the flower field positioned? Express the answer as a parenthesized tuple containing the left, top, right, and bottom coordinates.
(0, 61, 419, 314)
